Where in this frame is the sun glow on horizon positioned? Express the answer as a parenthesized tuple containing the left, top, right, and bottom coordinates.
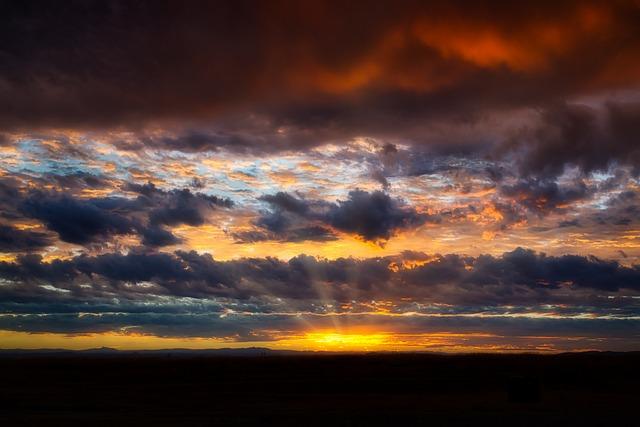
(302, 331, 390, 351)
(0, 329, 615, 353)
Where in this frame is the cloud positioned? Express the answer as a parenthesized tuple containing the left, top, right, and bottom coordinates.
(147, 189, 231, 227)
(233, 226, 337, 244)
(464, 248, 640, 292)
(19, 194, 139, 245)
(7, 181, 233, 247)
(1, 1, 639, 157)
(1, 248, 638, 303)
(500, 179, 591, 214)
(558, 219, 580, 228)
(2, 1, 640, 349)
(508, 102, 640, 178)
(45, 172, 107, 191)
(590, 188, 640, 227)
(248, 190, 429, 243)
(327, 190, 428, 241)
(0, 225, 53, 252)
(259, 192, 310, 216)
(0, 247, 639, 337)
(140, 226, 182, 247)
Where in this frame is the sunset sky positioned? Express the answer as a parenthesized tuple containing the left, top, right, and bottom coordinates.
(1, 0, 640, 352)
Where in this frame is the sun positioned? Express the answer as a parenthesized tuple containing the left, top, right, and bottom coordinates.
(302, 331, 389, 351)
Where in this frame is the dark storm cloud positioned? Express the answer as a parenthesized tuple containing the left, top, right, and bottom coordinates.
(500, 179, 591, 215)
(131, 183, 233, 244)
(147, 189, 232, 227)
(590, 188, 640, 227)
(20, 194, 138, 244)
(45, 173, 107, 191)
(140, 226, 181, 247)
(1, 310, 638, 340)
(2, 1, 640, 162)
(250, 192, 331, 241)
(126, 182, 232, 210)
(0, 253, 78, 284)
(508, 102, 640, 178)
(466, 248, 640, 292)
(259, 193, 310, 216)
(0, 180, 232, 247)
(248, 190, 429, 242)
(558, 219, 580, 228)
(0, 178, 22, 208)
(326, 190, 428, 241)
(232, 226, 337, 244)
(0, 172, 108, 205)
(0, 248, 639, 336)
(1, 248, 639, 303)
(76, 252, 194, 284)
(0, 225, 52, 252)
(0, 312, 265, 337)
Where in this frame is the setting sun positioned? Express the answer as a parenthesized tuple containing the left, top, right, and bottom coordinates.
(303, 332, 389, 350)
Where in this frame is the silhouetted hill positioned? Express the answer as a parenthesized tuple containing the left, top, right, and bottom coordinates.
(0, 346, 305, 358)
(1, 351, 639, 425)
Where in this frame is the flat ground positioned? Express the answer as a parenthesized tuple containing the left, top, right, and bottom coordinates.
(1, 351, 638, 426)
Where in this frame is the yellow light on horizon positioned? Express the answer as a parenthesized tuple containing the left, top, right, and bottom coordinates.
(302, 331, 389, 350)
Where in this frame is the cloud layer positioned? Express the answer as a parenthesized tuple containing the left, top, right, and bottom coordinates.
(1, 1, 640, 350)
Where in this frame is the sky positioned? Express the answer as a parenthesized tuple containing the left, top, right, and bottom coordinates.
(1, 0, 640, 352)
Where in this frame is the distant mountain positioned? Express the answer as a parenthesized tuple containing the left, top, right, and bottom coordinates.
(0, 347, 311, 358)
(1, 348, 636, 358)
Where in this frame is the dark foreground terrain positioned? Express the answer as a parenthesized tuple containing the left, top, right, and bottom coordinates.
(1, 350, 638, 426)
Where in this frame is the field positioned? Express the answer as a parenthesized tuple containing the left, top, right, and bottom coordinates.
(1, 351, 638, 426)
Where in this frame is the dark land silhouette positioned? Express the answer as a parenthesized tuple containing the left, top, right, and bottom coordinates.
(1, 350, 638, 426)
